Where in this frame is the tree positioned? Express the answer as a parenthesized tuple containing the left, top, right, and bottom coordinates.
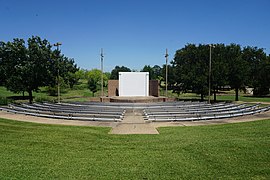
(173, 44, 209, 101)
(0, 42, 7, 85)
(110, 66, 131, 80)
(242, 46, 268, 96)
(258, 55, 270, 95)
(75, 69, 87, 80)
(173, 43, 264, 101)
(88, 78, 98, 96)
(161, 64, 176, 90)
(152, 65, 162, 80)
(60, 57, 79, 88)
(0, 36, 78, 103)
(226, 44, 248, 101)
(87, 69, 108, 96)
(0, 38, 33, 101)
(141, 65, 161, 80)
(66, 69, 86, 89)
(20, 36, 53, 103)
(104, 72, 111, 87)
(256, 58, 270, 95)
(46, 49, 79, 91)
(211, 44, 229, 101)
(141, 65, 154, 79)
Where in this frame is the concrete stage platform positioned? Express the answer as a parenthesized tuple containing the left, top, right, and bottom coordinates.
(100, 96, 173, 103)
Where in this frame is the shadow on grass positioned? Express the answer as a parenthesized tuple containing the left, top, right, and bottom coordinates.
(7, 96, 31, 100)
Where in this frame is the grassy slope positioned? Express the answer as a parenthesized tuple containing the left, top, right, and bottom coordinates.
(1, 118, 270, 179)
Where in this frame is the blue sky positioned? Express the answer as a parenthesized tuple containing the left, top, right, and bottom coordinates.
(1, 0, 270, 72)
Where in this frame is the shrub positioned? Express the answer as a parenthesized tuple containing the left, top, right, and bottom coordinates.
(253, 87, 270, 96)
(34, 96, 52, 103)
(0, 96, 14, 105)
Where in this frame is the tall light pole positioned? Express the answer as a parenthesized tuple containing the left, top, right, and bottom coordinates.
(100, 48, 104, 97)
(208, 44, 215, 104)
(54, 42, 62, 103)
(165, 48, 169, 97)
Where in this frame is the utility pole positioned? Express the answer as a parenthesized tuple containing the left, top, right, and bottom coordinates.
(208, 44, 215, 104)
(101, 48, 104, 97)
(54, 42, 62, 103)
(165, 48, 169, 97)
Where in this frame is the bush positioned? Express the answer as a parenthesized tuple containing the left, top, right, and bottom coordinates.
(253, 87, 270, 96)
(34, 96, 52, 103)
(0, 96, 14, 105)
(0, 97, 7, 105)
(72, 83, 88, 90)
(45, 86, 57, 96)
(45, 86, 68, 96)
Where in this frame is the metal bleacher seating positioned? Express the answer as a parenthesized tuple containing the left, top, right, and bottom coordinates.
(0, 103, 126, 122)
(0, 101, 269, 122)
(143, 102, 270, 122)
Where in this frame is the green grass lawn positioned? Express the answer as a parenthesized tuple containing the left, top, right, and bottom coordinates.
(1, 118, 270, 179)
(0, 87, 21, 97)
(216, 95, 270, 103)
(160, 89, 270, 103)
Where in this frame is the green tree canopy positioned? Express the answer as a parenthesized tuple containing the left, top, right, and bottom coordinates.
(110, 66, 131, 80)
(211, 44, 229, 101)
(172, 43, 269, 101)
(242, 46, 268, 95)
(141, 65, 153, 79)
(87, 69, 108, 96)
(226, 44, 248, 101)
(173, 44, 209, 100)
(141, 65, 162, 80)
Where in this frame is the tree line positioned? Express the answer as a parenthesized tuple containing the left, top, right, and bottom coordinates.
(1, 37, 269, 102)
(172, 43, 270, 101)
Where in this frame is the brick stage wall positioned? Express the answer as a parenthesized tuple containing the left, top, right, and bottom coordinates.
(149, 80, 159, 97)
(108, 80, 159, 97)
(108, 80, 119, 97)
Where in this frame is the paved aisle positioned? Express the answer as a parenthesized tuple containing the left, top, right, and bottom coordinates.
(110, 109, 159, 134)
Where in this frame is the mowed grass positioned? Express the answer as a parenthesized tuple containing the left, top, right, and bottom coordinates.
(216, 95, 270, 103)
(1, 118, 270, 179)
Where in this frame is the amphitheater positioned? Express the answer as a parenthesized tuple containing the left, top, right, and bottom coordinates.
(1, 101, 270, 134)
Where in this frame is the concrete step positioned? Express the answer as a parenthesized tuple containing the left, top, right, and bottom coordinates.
(110, 109, 159, 134)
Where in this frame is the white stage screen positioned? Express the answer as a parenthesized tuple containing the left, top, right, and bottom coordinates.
(119, 72, 149, 96)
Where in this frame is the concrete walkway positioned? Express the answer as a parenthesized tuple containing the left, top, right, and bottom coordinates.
(110, 109, 159, 134)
